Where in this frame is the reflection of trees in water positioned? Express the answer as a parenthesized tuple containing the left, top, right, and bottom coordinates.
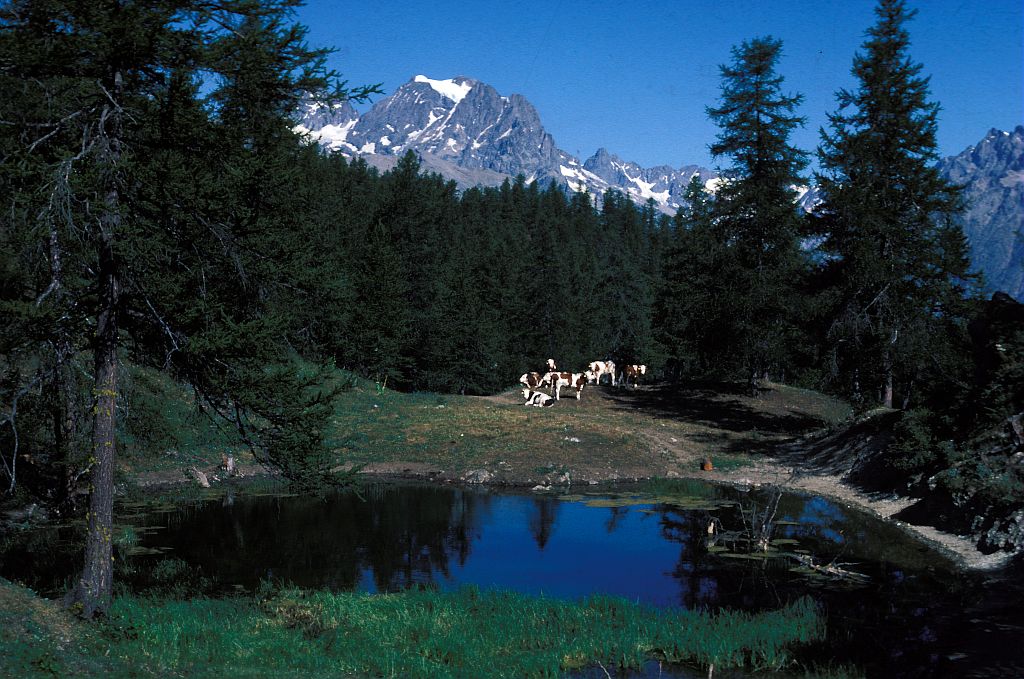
(659, 506, 718, 608)
(657, 491, 790, 611)
(527, 496, 560, 550)
(654, 489, 999, 675)
(656, 505, 782, 610)
(363, 486, 489, 592)
(604, 505, 628, 533)
(135, 485, 492, 593)
(0, 521, 84, 595)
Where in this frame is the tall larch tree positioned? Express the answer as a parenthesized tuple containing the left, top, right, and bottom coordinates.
(815, 0, 974, 409)
(706, 36, 809, 389)
(0, 0, 375, 617)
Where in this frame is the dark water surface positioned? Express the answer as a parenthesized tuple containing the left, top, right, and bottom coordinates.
(4, 480, 1023, 677)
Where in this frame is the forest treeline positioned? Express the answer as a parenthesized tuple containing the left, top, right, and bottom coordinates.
(1, 0, 1022, 614)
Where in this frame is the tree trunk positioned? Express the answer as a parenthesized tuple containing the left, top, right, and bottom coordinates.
(52, 339, 82, 510)
(66, 236, 119, 617)
(66, 219, 119, 617)
(66, 75, 122, 618)
(883, 370, 894, 409)
(883, 328, 897, 409)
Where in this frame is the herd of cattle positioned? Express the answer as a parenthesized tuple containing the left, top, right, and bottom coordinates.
(519, 359, 647, 407)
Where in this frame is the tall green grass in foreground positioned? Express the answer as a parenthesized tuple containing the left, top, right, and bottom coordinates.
(81, 587, 822, 677)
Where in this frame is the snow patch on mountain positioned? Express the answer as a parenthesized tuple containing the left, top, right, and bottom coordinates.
(295, 119, 356, 150)
(704, 177, 725, 194)
(414, 75, 472, 104)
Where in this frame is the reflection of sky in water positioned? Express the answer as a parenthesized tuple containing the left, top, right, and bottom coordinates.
(781, 495, 847, 545)
(439, 497, 684, 607)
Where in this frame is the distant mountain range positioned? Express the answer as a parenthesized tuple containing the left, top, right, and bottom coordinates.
(295, 76, 1023, 301)
(294, 75, 718, 212)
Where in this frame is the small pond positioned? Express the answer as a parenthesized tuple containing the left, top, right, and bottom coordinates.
(4, 479, 1023, 677)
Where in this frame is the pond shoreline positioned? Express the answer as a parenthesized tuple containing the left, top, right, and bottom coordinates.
(357, 461, 1014, 572)
(128, 452, 1014, 573)
(118, 382, 1015, 573)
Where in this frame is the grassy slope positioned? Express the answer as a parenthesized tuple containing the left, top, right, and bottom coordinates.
(326, 376, 852, 484)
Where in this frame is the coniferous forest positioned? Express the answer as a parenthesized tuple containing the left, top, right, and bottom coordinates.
(1, 0, 1022, 625)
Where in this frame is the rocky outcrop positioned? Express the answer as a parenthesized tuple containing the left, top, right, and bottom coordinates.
(937, 126, 1024, 301)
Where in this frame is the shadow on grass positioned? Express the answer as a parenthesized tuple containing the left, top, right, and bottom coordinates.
(773, 410, 902, 492)
(601, 381, 828, 451)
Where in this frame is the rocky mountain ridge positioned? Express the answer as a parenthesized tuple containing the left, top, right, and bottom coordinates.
(936, 126, 1024, 300)
(295, 75, 716, 211)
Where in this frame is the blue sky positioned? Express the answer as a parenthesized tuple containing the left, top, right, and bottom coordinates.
(296, 0, 1023, 171)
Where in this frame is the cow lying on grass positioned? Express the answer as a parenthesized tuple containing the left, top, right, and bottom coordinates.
(522, 388, 556, 407)
(543, 371, 593, 400)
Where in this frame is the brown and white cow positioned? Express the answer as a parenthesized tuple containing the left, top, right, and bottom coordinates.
(587, 360, 616, 385)
(520, 372, 544, 390)
(620, 364, 647, 388)
(544, 371, 591, 400)
(522, 388, 556, 407)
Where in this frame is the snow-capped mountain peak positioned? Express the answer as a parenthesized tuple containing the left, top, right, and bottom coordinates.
(937, 125, 1024, 300)
(293, 75, 765, 213)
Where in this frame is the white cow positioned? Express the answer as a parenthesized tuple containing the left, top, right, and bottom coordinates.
(546, 358, 557, 372)
(523, 388, 556, 407)
(544, 371, 592, 400)
(587, 360, 616, 385)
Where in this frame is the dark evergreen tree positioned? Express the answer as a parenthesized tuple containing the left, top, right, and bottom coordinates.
(706, 36, 809, 388)
(0, 0, 375, 616)
(490, 178, 540, 373)
(566, 190, 605, 361)
(348, 216, 414, 387)
(814, 0, 975, 409)
(653, 176, 718, 378)
(594, 191, 655, 366)
(296, 153, 379, 364)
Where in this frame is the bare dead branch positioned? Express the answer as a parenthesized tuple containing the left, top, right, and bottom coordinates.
(0, 370, 47, 494)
